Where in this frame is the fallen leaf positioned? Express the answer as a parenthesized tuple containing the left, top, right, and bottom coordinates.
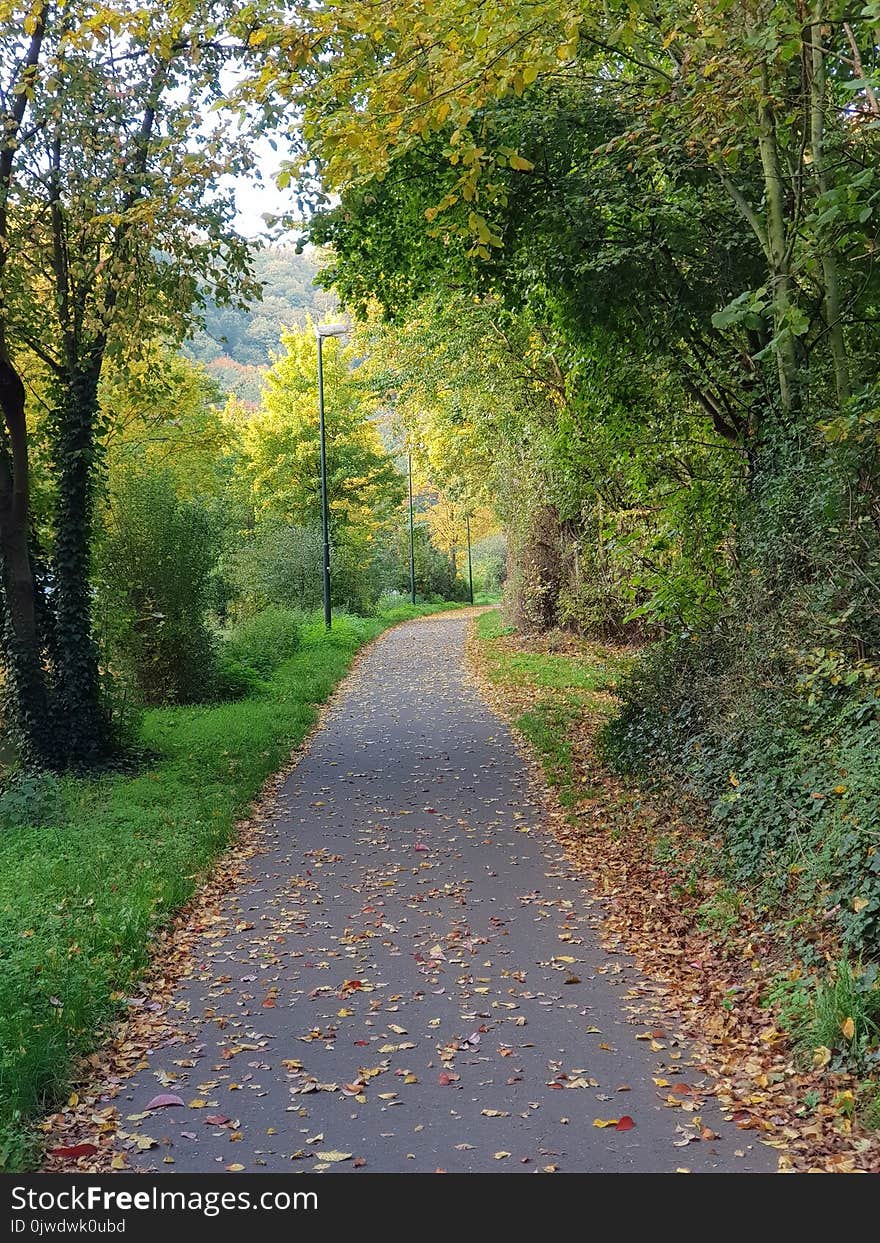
(145, 1094, 185, 1111)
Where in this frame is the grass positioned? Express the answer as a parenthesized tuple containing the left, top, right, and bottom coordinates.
(0, 601, 458, 1170)
(771, 958, 880, 1074)
(475, 610, 631, 811)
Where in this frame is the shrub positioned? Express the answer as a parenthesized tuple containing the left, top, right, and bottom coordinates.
(95, 468, 220, 705)
(0, 772, 66, 832)
(216, 607, 303, 698)
(224, 522, 324, 618)
(601, 401, 880, 956)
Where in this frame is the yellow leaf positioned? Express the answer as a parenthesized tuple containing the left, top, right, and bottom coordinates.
(494, 1151, 511, 1159)
(592, 1118, 619, 1128)
(841, 1017, 855, 1040)
(226, 1163, 245, 1172)
(853, 897, 869, 913)
(315, 1150, 352, 1163)
(813, 1045, 832, 1067)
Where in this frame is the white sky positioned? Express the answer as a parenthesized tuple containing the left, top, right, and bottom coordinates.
(231, 137, 301, 242)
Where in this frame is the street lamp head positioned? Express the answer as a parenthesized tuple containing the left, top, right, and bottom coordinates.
(315, 321, 350, 339)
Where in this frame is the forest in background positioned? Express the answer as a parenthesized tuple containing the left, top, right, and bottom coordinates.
(184, 246, 336, 403)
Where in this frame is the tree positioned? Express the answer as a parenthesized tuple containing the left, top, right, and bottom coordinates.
(0, 1, 263, 765)
(267, 1, 879, 425)
(237, 322, 405, 611)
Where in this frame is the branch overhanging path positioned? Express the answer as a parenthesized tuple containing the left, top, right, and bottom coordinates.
(57, 614, 774, 1173)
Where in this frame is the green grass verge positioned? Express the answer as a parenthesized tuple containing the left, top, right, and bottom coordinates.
(475, 610, 631, 811)
(0, 602, 459, 1170)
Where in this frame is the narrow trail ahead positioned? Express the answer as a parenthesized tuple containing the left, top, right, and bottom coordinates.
(116, 613, 774, 1173)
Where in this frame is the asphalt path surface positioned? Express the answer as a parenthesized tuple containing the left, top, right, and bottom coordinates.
(118, 613, 774, 1173)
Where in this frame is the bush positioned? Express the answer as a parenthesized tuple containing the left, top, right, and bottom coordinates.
(224, 523, 324, 618)
(95, 468, 220, 705)
(0, 772, 65, 832)
(601, 403, 880, 956)
(216, 607, 303, 698)
(225, 522, 387, 618)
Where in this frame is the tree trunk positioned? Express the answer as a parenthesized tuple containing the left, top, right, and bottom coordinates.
(809, 8, 850, 406)
(756, 66, 799, 416)
(52, 364, 112, 766)
(0, 352, 55, 765)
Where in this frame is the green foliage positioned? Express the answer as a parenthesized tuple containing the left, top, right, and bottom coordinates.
(771, 961, 880, 1074)
(95, 468, 220, 706)
(186, 246, 336, 371)
(377, 523, 462, 604)
(217, 606, 303, 695)
(224, 522, 325, 617)
(0, 772, 65, 833)
(470, 532, 507, 597)
(600, 396, 880, 955)
(0, 1, 263, 768)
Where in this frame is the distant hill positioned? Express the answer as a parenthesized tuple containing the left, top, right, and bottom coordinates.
(185, 245, 336, 401)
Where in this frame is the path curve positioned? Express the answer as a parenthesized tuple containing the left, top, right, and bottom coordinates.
(111, 613, 774, 1173)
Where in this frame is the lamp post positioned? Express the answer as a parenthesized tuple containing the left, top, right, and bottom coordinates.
(407, 452, 416, 605)
(315, 321, 350, 630)
(466, 513, 474, 605)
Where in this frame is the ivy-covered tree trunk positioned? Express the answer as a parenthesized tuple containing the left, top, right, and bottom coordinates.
(0, 351, 56, 765)
(52, 364, 112, 766)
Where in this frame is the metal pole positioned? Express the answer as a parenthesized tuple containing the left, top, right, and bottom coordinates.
(408, 452, 416, 605)
(466, 514, 474, 605)
(317, 335, 332, 630)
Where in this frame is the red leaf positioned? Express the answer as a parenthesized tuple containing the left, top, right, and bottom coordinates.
(670, 1083, 693, 1096)
(205, 1114, 230, 1126)
(49, 1143, 98, 1159)
(145, 1093, 185, 1110)
(414, 844, 429, 853)
(615, 1116, 636, 1131)
(438, 1072, 459, 1085)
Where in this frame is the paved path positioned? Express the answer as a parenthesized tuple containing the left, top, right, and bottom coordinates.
(118, 613, 774, 1173)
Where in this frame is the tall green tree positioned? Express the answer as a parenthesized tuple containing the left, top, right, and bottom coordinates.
(0, 0, 262, 765)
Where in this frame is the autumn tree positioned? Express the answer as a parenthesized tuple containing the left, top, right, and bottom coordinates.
(0, 0, 264, 765)
(236, 322, 405, 611)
